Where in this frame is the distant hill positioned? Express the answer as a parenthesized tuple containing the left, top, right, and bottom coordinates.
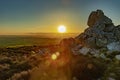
(27, 33, 79, 38)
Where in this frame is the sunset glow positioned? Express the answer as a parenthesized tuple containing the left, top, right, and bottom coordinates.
(58, 25, 66, 33)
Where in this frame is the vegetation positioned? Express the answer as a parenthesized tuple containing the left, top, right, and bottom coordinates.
(0, 46, 44, 80)
(0, 45, 120, 80)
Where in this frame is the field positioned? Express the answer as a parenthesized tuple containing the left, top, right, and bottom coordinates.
(0, 45, 105, 80)
(0, 33, 119, 80)
(0, 33, 80, 80)
(0, 33, 78, 47)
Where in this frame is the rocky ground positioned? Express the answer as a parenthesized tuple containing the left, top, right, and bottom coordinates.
(0, 10, 120, 80)
(0, 46, 106, 80)
(58, 9, 120, 80)
(0, 45, 59, 80)
(69, 10, 120, 80)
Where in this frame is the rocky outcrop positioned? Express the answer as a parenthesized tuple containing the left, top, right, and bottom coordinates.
(76, 10, 120, 50)
(74, 10, 120, 80)
(87, 10, 113, 27)
(59, 10, 120, 57)
(59, 10, 120, 80)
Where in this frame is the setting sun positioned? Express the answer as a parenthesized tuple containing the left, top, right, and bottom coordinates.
(58, 25, 66, 33)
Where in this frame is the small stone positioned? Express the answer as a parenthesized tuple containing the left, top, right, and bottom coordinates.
(87, 64, 93, 69)
(85, 37, 97, 48)
(79, 47, 90, 55)
(90, 48, 100, 55)
(107, 42, 120, 52)
(96, 38, 108, 47)
(108, 77, 115, 80)
(31, 51, 36, 54)
(110, 73, 116, 76)
(99, 54, 106, 59)
(104, 25, 114, 32)
(115, 55, 120, 60)
(73, 77, 78, 80)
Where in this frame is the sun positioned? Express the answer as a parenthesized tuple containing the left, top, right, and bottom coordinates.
(58, 25, 66, 33)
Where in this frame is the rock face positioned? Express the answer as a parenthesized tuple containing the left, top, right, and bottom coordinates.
(87, 10, 113, 27)
(59, 10, 120, 80)
(76, 10, 120, 49)
(60, 10, 120, 57)
(107, 42, 120, 51)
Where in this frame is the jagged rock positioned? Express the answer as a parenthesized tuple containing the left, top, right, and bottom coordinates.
(103, 25, 114, 32)
(85, 37, 97, 48)
(58, 10, 120, 80)
(115, 55, 120, 60)
(96, 38, 108, 47)
(108, 77, 116, 80)
(68, 9, 120, 80)
(99, 54, 106, 59)
(87, 10, 104, 27)
(95, 23, 106, 31)
(89, 48, 100, 55)
(75, 33, 88, 45)
(59, 38, 77, 58)
(74, 44, 82, 50)
(114, 25, 120, 40)
(60, 38, 76, 50)
(104, 33, 114, 39)
(107, 42, 120, 52)
(72, 44, 83, 55)
(84, 27, 104, 37)
(76, 10, 120, 49)
(87, 10, 112, 27)
(78, 47, 90, 55)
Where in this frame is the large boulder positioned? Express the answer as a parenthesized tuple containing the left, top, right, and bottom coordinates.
(59, 37, 77, 59)
(59, 38, 76, 50)
(85, 37, 97, 48)
(87, 10, 113, 27)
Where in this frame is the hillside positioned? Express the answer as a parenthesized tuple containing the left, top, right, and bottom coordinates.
(0, 10, 120, 80)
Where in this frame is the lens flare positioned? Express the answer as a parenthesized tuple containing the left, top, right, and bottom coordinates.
(51, 54, 57, 60)
(56, 52, 60, 56)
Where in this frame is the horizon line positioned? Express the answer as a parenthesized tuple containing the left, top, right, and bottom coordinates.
(0, 32, 80, 36)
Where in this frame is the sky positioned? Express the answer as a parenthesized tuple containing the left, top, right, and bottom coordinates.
(0, 0, 120, 35)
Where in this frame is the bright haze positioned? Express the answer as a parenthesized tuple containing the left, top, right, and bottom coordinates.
(0, 0, 120, 35)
